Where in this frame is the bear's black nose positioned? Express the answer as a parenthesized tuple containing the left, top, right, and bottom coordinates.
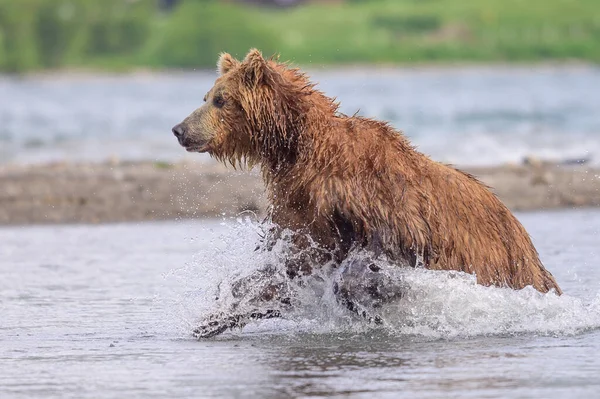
(172, 124, 185, 139)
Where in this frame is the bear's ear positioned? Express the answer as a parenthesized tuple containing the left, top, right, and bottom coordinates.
(241, 48, 268, 88)
(217, 52, 240, 76)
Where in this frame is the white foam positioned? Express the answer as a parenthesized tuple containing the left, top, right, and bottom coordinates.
(165, 219, 600, 339)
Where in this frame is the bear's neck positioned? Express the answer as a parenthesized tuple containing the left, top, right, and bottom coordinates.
(257, 89, 337, 175)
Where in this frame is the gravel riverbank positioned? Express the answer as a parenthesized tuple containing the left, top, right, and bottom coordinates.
(0, 161, 598, 225)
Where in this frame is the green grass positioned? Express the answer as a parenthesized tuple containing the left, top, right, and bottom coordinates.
(1, 0, 599, 73)
(250, 0, 600, 65)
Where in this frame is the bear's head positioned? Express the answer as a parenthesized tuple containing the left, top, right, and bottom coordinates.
(172, 49, 323, 167)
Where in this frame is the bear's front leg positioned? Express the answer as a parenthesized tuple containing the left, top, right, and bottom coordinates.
(333, 256, 408, 324)
(193, 309, 283, 339)
(193, 264, 292, 339)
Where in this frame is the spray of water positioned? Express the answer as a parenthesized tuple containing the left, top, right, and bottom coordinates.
(164, 218, 600, 339)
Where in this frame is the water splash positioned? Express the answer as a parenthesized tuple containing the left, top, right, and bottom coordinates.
(164, 218, 600, 339)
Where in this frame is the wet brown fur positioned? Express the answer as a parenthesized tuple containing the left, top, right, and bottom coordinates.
(175, 49, 562, 294)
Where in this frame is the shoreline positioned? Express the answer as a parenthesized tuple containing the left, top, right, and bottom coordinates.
(1, 61, 597, 80)
(0, 160, 598, 226)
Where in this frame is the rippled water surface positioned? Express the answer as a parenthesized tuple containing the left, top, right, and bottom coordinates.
(1, 209, 600, 398)
(1, 65, 599, 165)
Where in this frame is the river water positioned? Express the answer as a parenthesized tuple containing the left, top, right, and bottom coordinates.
(1, 65, 599, 166)
(1, 209, 599, 398)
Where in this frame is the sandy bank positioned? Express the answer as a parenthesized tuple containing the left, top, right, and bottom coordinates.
(0, 161, 598, 225)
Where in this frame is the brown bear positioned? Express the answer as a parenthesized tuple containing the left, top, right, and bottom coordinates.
(172, 49, 561, 335)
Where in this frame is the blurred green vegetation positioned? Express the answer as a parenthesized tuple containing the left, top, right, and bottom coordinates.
(1, 0, 599, 73)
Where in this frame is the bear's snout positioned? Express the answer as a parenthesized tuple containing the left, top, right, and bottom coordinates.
(171, 121, 211, 153)
(172, 123, 186, 142)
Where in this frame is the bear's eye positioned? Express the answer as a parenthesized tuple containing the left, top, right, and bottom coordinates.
(213, 95, 225, 108)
